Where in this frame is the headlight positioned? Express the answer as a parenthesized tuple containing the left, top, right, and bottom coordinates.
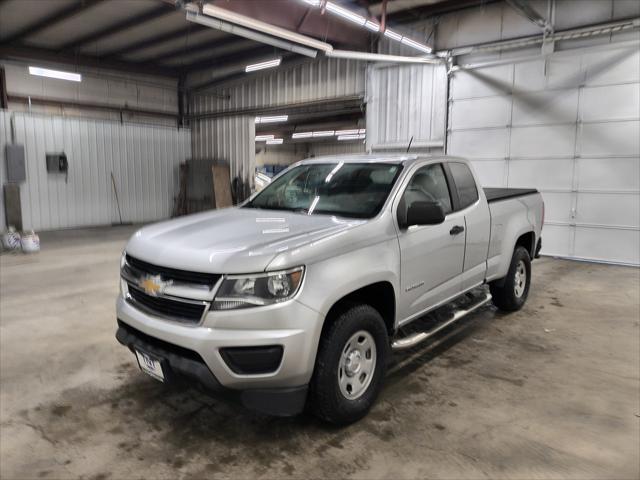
(213, 267, 304, 310)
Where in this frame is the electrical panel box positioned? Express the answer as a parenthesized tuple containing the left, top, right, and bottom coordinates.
(5, 144, 26, 183)
(46, 152, 68, 173)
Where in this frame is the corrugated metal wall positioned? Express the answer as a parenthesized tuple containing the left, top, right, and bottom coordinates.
(191, 115, 255, 190)
(189, 57, 366, 114)
(0, 111, 11, 231)
(366, 64, 447, 152)
(0, 112, 190, 231)
(309, 141, 366, 157)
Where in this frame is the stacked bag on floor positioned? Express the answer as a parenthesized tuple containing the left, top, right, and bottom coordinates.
(2, 227, 40, 253)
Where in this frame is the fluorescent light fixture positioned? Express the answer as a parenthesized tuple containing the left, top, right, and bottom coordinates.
(266, 138, 284, 145)
(292, 132, 313, 139)
(29, 66, 81, 82)
(202, 5, 332, 52)
(335, 129, 360, 135)
(325, 2, 366, 26)
(255, 115, 288, 124)
(326, 49, 440, 64)
(300, 0, 321, 5)
(401, 37, 432, 53)
(187, 12, 318, 58)
(245, 58, 281, 72)
(364, 21, 381, 32)
(312, 130, 335, 137)
(255, 134, 275, 141)
(338, 134, 366, 141)
(383, 29, 402, 41)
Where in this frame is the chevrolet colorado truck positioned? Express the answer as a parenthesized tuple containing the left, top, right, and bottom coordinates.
(116, 155, 544, 424)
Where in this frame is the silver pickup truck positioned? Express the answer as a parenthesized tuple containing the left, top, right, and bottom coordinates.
(116, 155, 544, 424)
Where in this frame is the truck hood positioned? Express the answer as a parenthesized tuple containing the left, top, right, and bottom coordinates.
(125, 207, 367, 274)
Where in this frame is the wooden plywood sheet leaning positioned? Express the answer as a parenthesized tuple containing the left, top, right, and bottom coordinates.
(212, 164, 233, 209)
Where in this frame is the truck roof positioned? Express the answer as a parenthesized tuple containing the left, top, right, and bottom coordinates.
(297, 153, 465, 167)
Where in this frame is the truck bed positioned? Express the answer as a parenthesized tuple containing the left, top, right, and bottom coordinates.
(484, 187, 539, 203)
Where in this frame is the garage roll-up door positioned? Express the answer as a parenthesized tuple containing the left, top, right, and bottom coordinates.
(448, 42, 640, 265)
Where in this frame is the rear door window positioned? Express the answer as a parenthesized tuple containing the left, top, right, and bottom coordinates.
(449, 162, 479, 209)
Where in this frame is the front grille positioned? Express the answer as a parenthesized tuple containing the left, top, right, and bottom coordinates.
(127, 285, 206, 324)
(125, 255, 221, 286)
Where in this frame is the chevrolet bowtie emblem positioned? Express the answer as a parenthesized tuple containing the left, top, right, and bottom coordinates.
(139, 275, 169, 297)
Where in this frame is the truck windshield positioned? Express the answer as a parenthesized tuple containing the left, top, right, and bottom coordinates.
(245, 162, 403, 219)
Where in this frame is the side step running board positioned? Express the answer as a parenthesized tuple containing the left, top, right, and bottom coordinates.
(391, 293, 492, 351)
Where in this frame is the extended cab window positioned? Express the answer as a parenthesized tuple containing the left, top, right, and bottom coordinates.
(245, 162, 403, 219)
(449, 162, 479, 209)
(398, 163, 452, 225)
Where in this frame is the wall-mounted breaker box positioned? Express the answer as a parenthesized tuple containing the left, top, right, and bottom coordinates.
(5, 144, 26, 183)
(46, 152, 68, 173)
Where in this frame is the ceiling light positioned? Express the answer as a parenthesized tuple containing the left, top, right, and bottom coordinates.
(326, 49, 440, 64)
(338, 134, 366, 141)
(300, 0, 321, 5)
(383, 29, 402, 41)
(335, 129, 360, 135)
(29, 66, 81, 82)
(245, 58, 281, 72)
(364, 21, 380, 32)
(325, 2, 366, 26)
(202, 4, 332, 52)
(292, 132, 313, 139)
(266, 138, 284, 145)
(401, 37, 432, 53)
(187, 12, 318, 58)
(255, 115, 288, 124)
(255, 134, 275, 141)
(312, 130, 335, 137)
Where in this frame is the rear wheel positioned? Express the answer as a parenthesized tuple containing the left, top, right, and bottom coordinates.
(310, 304, 389, 425)
(490, 246, 531, 311)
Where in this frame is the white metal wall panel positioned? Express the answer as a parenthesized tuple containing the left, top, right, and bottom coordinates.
(190, 58, 365, 115)
(0, 111, 10, 231)
(448, 41, 640, 265)
(366, 63, 447, 152)
(191, 115, 255, 190)
(7, 112, 190, 231)
(309, 141, 366, 157)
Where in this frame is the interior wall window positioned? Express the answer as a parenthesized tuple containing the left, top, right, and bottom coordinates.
(449, 162, 479, 209)
(398, 163, 452, 225)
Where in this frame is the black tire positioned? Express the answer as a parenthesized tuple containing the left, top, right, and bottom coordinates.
(490, 246, 531, 311)
(310, 304, 389, 425)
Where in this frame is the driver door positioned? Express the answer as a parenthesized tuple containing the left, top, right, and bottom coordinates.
(395, 162, 466, 323)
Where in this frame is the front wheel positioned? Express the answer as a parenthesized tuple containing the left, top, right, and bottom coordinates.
(490, 246, 532, 311)
(310, 304, 389, 425)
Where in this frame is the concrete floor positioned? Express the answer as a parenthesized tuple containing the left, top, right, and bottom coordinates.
(1, 226, 638, 480)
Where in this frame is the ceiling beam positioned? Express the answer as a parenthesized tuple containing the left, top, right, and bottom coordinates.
(100, 25, 208, 58)
(184, 44, 279, 75)
(144, 36, 250, 64)
(1, 0, 104, 45)
(0, 45, 179, 77)
(387, 0, 500, 22)
(58, 5, 175, 51)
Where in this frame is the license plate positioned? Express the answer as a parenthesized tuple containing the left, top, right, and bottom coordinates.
(135, 350, 165, 382)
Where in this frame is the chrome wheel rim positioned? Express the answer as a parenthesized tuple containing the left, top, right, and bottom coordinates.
(514, 260, 527, 298)
(338, 330, 376, 400)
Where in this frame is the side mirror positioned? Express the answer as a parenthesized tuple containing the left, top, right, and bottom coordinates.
(405, 201, 446, 228)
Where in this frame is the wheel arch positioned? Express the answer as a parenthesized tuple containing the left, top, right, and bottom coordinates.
(321, 281, 397, 339)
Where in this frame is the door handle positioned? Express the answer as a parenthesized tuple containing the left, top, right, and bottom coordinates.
(450, 225, 464, 235)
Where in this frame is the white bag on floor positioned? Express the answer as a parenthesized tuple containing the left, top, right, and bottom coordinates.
(21, 231, 40, 253)
(2, 227, 21, 250)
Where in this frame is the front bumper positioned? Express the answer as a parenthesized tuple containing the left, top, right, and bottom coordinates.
(116, 293, 323, 389)
(116, 321, 308, 416)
